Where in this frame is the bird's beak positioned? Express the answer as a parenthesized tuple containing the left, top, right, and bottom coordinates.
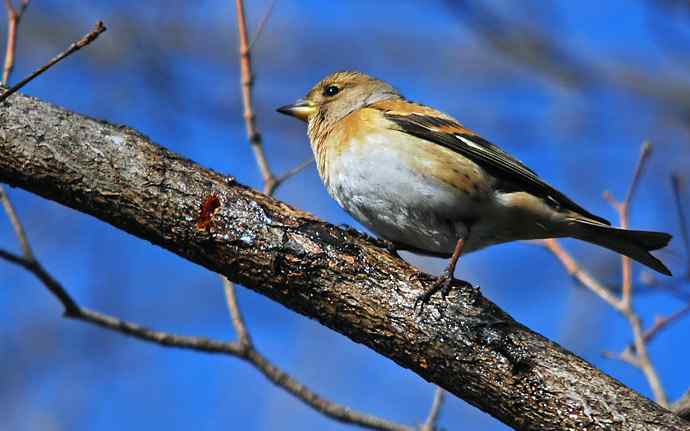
(276, 99, 316, 122)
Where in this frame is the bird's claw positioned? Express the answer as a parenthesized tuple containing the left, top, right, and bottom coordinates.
(414, 271, 472, 315)
(414, 270, 472, 314)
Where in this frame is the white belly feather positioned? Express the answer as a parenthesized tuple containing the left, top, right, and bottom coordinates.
(324, 132, 480, 254)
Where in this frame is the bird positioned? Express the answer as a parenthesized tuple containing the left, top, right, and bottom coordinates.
(277, 70, 672, 306)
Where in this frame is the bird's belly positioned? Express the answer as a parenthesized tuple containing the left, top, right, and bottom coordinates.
(325, 138, 486, 254)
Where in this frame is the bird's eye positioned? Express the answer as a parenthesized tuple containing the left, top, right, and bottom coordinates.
(323, 85, 340, 97)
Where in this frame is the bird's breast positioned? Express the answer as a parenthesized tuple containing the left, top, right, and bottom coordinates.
(320, 129, 493, 254)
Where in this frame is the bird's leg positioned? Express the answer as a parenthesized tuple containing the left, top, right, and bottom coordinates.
(415, 238, 469, 310)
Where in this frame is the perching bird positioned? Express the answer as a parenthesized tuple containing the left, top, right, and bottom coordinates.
(277, 71, 672, 304)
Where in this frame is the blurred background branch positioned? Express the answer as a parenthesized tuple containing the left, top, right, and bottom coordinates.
(540, 143, 690, 409)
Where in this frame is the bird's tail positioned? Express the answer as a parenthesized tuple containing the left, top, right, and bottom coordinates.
(567, 220, 672, 275)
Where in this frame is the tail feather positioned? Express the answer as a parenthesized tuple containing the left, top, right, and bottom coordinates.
(569, 220, 672, 276)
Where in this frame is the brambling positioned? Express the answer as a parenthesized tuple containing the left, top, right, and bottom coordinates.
(277, 71, 672, 305)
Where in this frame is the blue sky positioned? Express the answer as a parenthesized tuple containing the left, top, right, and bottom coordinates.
(2, 1, 689, 430)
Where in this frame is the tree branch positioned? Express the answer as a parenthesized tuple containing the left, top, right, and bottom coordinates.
(235, 0, 274, 193)
(1, 91, 688, 430)
(1, 245, 413, 431)
(2, 0, 30, 85)
(0, 20, 106, 103)
(672, 174, 689, 275)
(420, 388, 445, 431)
(542, 143, 671, 408)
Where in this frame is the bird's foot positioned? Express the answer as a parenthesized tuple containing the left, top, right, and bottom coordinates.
(414, 270, 471, 314)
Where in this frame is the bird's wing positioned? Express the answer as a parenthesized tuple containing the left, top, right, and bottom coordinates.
(371, 99, 610, 225)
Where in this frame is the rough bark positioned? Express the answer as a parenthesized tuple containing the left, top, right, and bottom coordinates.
(1, 91, 687, 431)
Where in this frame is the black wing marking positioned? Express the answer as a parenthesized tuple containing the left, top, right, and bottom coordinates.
(385, 113, 611, 225)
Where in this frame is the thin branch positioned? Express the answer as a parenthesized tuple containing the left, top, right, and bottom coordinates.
(235, 0, 275, 192)
(0, 247, 414, 431)
(222, 274, 413, 431)
(244, 348, 413, 431)
(0, 187, 34, 260)
(0, 20, 106, 103)
(642, 303, 690, 347)
(603, 142, 652, 308)
(671, 173, 689, 275)
(222, 276, 252, 348)
(234, 0, 307, 196)
(626, 312, 668, 406)
(420, 388, 445, 431)
(623, 141, 653, 210)
(267, 157, 314, 196)
(0, 249, 244, 354)
(604, 142, 667, 406)
(1, 0, 33, 266)
(2, 0, 31, 85)
(543, 142, 669, 407)
(77, 307, 245, 355)
(248, 0, 276, 50)
(0, 248, 81, 316)
(538, 239, 623, 311)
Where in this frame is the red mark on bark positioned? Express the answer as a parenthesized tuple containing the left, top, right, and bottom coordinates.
(196, 194, 221, 232)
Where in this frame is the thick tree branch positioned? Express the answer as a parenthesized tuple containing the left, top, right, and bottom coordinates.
(1, 92, 688, 430)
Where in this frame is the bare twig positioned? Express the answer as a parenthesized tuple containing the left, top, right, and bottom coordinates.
(603, 143, 667, 406)
(1, 0, 34, 263)
(219, 275, 413, 431)
(604, 304, 690, 367)
(3, 0, 31, 85)
(420, 388, 445, 431)
(222, 277, 252, 348)
(234, 0, 308, 196)
(0, 248, 79, 316)
(0, 188, 34, 260)
(538, 239, 623, 311)
(267, 157, 314, 195)
(248, 0, 276, 50)
(0, 20, 106, 103)
(244, 346, 414, 431)
(671, 174, 689, 274)
(0, 248, 243, 354)
(0, 246, 414, 431)
(603, 142, 652, 308)
(543, 142, 669, 407)
(235, 0, 275, 193)
(641, 303, 690, 347)
(623, 142, 653, 211)
(625, 312, 667, 406)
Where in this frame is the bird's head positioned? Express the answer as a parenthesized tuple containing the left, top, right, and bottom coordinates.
(277, 71, 399, 127)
